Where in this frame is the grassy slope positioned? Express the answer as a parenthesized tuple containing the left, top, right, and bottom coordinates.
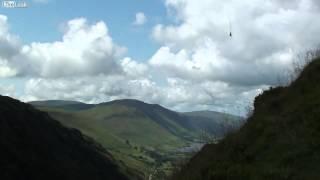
(35, 102, 191, 178)
(173, 57, 320, 180)
(33, 100, 241, 178)
(0, 96, 129, 180)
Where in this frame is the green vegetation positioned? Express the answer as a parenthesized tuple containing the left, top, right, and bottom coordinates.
(0, 96, 129, 180)
(30, 99, 241, 179)
(173, 57, 320, 180)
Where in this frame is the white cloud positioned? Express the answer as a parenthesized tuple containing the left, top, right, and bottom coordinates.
(147, 0, 320, 113)
(133, 12, 147, 25)
(12, 18, 126, 78)
(0, 60, 17, 77)
(20, 75, 262, 114)
(21, 76, 156, 104)
(0, 15, 20, 78)
(121, 57, 148, 78)
(150, 0, 320, 87)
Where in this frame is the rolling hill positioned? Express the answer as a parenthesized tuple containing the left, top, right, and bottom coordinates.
(0, 95, 129, 180)
(173, 57, 320, 180)
(30, 99, 242, 178)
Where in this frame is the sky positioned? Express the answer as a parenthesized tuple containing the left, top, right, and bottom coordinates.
(1, 0, 320, 115)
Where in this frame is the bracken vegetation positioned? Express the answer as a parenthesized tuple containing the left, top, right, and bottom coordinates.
(173, 54, 320, 180)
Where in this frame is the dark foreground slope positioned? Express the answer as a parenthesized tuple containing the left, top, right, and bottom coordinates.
(174, 57, 320, 180)
(0, 96, 129, 180)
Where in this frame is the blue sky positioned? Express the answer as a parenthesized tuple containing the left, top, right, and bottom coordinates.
(1, 0, 167, 60)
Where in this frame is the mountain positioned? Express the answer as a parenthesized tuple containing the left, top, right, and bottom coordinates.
(30, 100, 95, 111)
(30, 99, 242, 178)
(0, 95, 129, 180)
(182, 111, 245, 137)
(173, 57, 320, 180)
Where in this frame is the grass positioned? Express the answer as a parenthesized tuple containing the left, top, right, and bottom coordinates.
(33, 99, 241, 179)
(173, 57, 320, 180)
(36, 103, 189, 178)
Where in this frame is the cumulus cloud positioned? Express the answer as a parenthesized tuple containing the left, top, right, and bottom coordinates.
(0, 15, 20, 78)
(22, 76, 154, 103)
(133, 12, 147, 25)
(120, 57, 148, 78)
(146, 0, 320, 112)
(151, 0, 320, 85)
(0, 61, 17, 77)
(12, 18, 126, 78)
(149, 44, 294, 86)
(20, 75, 263, 114)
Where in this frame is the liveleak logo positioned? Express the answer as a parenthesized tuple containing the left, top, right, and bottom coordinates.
(2, 0, 28, 8)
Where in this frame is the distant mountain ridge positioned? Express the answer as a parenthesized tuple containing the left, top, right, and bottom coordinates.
(30, 99, 243, 138)
(30, 98, 243, 177)
(30, 100, 85, 106)
(0, 95, 129, 180)
(30, 100, 95, 111)
(183, 110, 245, 136)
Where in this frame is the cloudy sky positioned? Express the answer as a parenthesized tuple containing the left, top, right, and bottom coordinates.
(1, 0, 320, 115)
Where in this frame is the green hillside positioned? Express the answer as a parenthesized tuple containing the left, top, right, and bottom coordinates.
(30, 100, 95, 111)
(0, 96, 129, 180)
(30, 99, 241, 178)
(173, 57, 320, 180)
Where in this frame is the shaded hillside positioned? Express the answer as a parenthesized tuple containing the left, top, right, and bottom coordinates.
(183, 111, 244, 137)
(99, 99, 242, 138)
(30, 99, 242, 177)
(0, 96, 129, 180)
(30, 100, 95, 111)
(173, 57, 320, 180)
(98, 99, 199, 139)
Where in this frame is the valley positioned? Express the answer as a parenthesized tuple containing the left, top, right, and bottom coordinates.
(30, 99, 243, 178)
